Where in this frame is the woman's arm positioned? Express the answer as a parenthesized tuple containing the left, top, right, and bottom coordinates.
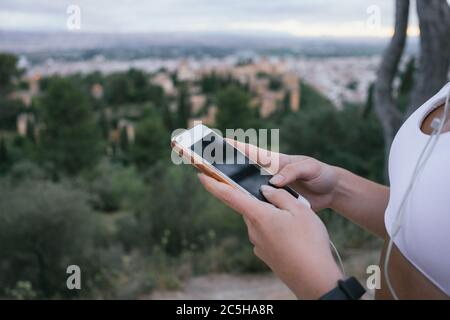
(330, 167, 390, 238)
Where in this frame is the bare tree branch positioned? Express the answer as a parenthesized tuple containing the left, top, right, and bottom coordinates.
(409, 0, 450, 114)
(374, 0, 409, 149)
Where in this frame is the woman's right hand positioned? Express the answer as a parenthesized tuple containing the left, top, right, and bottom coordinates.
(228, 140, 340, 211)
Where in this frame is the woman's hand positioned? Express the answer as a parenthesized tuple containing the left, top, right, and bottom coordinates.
(228, 140, 389, 238)
(198, 173, 343, 299)
(228, 140, 340, 211)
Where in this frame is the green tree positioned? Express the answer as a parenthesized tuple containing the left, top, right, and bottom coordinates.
(299, 83, 334, 112)
(268, 77, 282, 90)
(119, 126, 129, 152)
(200, 73, 243, 95)
(105, 69, 164, 106)
(39, 78, 102, 177)
(200, 72, 220, 94)
(0, 53, 21, 94)
(0, 135, 9, 172)
(25, 120, 36, 144)
(126, 69, 154, 103)
(130, 112, 169, 169)
(0, 97, 25, 131)
(105, 73, 133, 106)
(98, 110, 110, 139)
(281, 103, 384, 182)
(175, 84, 191, 129)
(215, 85, 258, 130)
(160, 100, 174, 131)
(363, 83, 375, 119)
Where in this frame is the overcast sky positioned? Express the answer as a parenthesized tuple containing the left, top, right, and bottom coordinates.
(0, 0, 420, 37)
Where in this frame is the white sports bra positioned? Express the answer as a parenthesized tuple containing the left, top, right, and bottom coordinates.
(385, 82, 450, 296)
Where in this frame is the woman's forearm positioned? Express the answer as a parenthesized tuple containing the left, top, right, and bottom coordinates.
(330, 167, 390, 238)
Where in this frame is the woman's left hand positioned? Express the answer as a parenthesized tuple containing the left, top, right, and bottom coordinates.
(198, 173, 343, 299)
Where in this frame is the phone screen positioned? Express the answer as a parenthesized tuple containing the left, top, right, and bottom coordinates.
(191, 132, 298, 202)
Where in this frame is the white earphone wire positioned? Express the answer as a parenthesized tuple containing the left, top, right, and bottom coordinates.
(330, 239, 346, 276)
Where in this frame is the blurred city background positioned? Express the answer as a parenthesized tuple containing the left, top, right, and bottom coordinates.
(0, 0, 448, 299)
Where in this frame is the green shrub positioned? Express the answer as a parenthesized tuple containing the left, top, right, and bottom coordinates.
(0, 179, 112, 298)
(192, 237, 267, 274)
(133, 165, 245, 255)
(87, 161, 147, 212)
(6, 281, 37, 300)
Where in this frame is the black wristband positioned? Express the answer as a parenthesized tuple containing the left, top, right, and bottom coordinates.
(319, 277, 366, 300)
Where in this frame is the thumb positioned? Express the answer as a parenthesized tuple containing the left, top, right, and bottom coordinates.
(269, 158, 320, 187)
(260, 185, 303, 212)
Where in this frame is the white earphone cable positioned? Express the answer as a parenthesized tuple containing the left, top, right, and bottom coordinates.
(330, 239, 346, 276)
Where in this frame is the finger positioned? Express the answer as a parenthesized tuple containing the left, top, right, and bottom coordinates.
(260, 185, 305, 212)
(242, 216, 256, 244)
(225, 138, 289, 171)
(198, 173, 270, 223)
(246, 223, 259, 246)
(253, 246, 261, 259)
(225, 138, 273, 164)
(269, 158, 320, 187)
(253, 246, 266, 263)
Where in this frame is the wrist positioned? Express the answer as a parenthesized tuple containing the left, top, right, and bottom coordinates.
(329, 166, 348, 211)
(319, 277, 366, 300)
(291, 256, 344, 299)
(312, 261, 344, 299)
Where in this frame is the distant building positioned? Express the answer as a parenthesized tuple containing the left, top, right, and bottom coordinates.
(151, 72, 175, 95)
(9, 90, 32, 107)
(203, 105, 217, 126)
(117, 119, 135, 143)
(190, 94, 207, 114)
(90, 83, 104, 99)
(177, 61, 197, 82)
(188, 105, 217, 128)
(17, 55, 30, 70)
(9, 73, 41, 107)
(290, 88, 300, 112)
(259, 90, 284, 118)
(109, 129, 120, 145)
(16, 113, 35, 137)
(29, 73, 40, 95)
(282, 72, 301, 112)
(126, 125, 135, 143)
(187, 57, 303, 121)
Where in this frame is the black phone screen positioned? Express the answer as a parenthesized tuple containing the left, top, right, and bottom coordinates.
(191, 132, 298, 202)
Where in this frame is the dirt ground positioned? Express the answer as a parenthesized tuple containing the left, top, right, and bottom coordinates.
(145, 248, 380, 300)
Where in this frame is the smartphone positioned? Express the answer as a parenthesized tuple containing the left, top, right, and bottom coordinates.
(171, 124, 310, 207)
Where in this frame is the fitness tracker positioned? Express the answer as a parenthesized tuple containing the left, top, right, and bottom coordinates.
(319, 277, 366, 300)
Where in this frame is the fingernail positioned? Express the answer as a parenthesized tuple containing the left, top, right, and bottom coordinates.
(260, 185, 274, 194)
(269, 174, 284, 185)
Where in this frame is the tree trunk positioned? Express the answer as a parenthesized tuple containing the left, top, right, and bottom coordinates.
(374, 0, 410, 175)
(409, 0, 450, 114)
